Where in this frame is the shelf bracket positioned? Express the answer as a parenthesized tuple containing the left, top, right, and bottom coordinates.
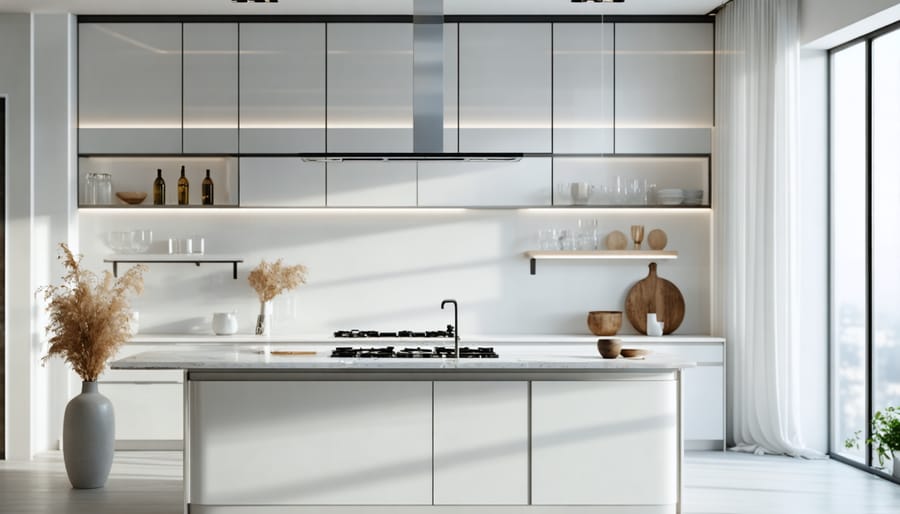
(530, 258, 536, 275)
(233, 262, 238, 280)
(112, 261, 118, 278)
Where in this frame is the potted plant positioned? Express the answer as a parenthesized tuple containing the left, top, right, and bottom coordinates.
(40, 244, 145, 489)
(844, 405, 900, 478)
(247, 258, 308, 336)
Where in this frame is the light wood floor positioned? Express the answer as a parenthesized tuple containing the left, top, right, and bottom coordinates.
(0, 451, 897, 513)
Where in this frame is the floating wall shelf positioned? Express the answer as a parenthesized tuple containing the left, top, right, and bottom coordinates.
(104, 254, 245, 279)
(524, 250, 678, 275)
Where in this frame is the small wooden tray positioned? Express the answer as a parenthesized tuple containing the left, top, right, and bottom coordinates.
(267, 350, 317, 356)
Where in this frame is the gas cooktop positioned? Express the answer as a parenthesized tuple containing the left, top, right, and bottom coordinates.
(330, 346, 499, 359)
(333, 325, 455, 339)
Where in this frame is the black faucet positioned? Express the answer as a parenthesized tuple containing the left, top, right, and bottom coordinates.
(441, 299, 459, 358)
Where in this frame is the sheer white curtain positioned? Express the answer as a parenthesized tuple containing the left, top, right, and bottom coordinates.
(713, 0, 821, 457)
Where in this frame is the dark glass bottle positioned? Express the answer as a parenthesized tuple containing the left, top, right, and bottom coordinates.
(177, 165, 189, 205)
(201, 169, 214, 205)
(153, 169, 166, 205)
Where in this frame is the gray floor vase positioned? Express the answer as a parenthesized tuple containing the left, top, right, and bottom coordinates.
(63, 381, 115, 489)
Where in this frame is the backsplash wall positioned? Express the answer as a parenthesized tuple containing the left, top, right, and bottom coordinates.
(78, 209, 712, 336)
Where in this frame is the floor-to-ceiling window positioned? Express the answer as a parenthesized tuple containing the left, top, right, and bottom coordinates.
(830, 21, 900, 478)
(0, 97, 5, 460)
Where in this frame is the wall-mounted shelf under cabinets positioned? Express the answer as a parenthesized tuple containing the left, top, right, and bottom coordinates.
(104, 254, 244, 279)
(524, 250, 678, 275)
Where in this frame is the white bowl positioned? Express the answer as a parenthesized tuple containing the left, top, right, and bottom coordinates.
(657, 188, 684, 196)
(105, 231, 134, 253)
(659, 198, 684, 205)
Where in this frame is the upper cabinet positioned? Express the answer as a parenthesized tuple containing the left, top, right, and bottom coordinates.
(327, 23, 414, 153)
(79, 23, 183, 154)
(239, 23, 326, 154)
(614, 23, 714, 154)
(183, 23, 238, 154)
(553, 23, 614, 155)
(459, 23, 552, 153)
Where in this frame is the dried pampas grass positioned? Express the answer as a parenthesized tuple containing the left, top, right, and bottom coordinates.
(247, 259, 308, 303)
(40, 243, 146, 382)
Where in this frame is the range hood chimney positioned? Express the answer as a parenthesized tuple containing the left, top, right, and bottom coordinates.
(413, 0, 444, 154)
(303, 0, 521, 162)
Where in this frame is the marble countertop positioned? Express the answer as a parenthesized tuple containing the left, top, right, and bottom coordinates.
(111, 346, 696, 371)
(128, 333, 725, 345)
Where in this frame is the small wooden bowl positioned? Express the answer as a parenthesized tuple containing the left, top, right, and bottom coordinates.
(116, 192, 147, 205)
(587, 311, 623, 336)
(620, 348, 651, 359)
(597, 338, 622, 359)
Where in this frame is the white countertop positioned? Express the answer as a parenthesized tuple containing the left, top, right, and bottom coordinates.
(128, 333, 725, 345)
(111, 346, 697, 370)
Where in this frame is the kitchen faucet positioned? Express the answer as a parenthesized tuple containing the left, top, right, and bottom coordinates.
(441, 299, 459, 358)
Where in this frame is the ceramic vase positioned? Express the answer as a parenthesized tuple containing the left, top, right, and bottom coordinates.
(63, 381, 115, 489)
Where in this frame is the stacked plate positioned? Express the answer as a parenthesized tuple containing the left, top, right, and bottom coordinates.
(656, 188, 685, 205)
(683, 189, 704, 206)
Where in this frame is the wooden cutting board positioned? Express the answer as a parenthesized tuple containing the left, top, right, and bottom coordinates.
(624, 262, 685, 335)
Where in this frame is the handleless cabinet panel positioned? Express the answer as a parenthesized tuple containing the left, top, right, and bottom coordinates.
(190, 381, 432, 505)
(459, 23, 552, 153)
(326, 161, 417, 207)
(417, 158, 551, 207)
(183, 23, 238, 153)
(327, 23, 414, 153)
(102, 383, 183, 441)
(433, 381, 529, 505)
(239, 23, 326, 153)
(684, 365, 725, 442)
(553, 23, 614, 154)
(614, 23, 714, 154)
(79, 23, 182, 153)
(443, 23, 459, 153)
(531, 380, 678, 505)
(239, 157, 325, 207)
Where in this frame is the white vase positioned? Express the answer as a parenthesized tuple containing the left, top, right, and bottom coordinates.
(255, 301, 273, 336)
(647, 313, 664, 337)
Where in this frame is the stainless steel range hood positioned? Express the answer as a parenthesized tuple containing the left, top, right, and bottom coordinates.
(304, 0, 522, 162)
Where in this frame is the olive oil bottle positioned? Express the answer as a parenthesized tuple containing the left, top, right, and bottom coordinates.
(177, 165, 189, 205)
(201, 169, 214, 205)
(153, 169, 166, 205)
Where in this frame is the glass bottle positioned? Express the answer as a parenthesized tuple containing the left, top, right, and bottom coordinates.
(177, 165, 189, 205)
(201, 169, 214, 205)
(87, 172, 112, 205)
(153, 169, 166, 205)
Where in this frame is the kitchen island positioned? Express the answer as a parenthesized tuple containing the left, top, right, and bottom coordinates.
(112, 347, 695, 514)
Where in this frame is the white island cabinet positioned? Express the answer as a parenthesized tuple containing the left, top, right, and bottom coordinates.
(113, 348, 691, 514)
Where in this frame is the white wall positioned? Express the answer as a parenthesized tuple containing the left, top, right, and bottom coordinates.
(77, 209, 712, 337)
(32, 12, 78, 454)
(800, 0, 900, 47)
(795, 49, 829, 453)
(0, 13, 33, 461)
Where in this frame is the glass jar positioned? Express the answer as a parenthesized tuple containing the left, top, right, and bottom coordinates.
(86, 172, 112, 205)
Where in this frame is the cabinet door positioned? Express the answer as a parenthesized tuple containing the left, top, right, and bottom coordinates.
(101, 383, 183, 442)
(327, 23, 413, 152)
(459, 23, 551, 153)
(433, 382, 529, 505)
(684, 366, 725, 443)
(183, 23, 238, 153)
(79, 23, 182, 153)
(553, 23, 614, 154)
(531, 380, 678, 505)
(615, 23, 714, 154)
(239, 157, 325, 207)
(417, 158, 551, 207)
(239, 23, 326, 153)
(326, 161, 417, 207)
(443, 23, 459, 153)
(190, 381, 432, 505)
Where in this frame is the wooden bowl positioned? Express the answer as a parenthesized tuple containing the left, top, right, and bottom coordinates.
(597, 338, 623, 359)
(620, 348, 651, 359)
(116, 192, 147, 205)
(587, 311, 623, 336)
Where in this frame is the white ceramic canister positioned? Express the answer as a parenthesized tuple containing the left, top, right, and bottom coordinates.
(212, 312, 239, 335)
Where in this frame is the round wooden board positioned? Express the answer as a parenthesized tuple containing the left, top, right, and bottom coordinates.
(624, 262, 685, 334)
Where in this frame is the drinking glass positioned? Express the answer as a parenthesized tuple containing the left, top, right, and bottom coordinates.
(537, 229, 561, 250)
(559, 230, 577, 251)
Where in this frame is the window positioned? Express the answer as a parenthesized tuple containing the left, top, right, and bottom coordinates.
(830, 22, 900, 474)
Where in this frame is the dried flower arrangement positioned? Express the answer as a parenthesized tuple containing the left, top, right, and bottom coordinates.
(40, 243, 146, 382)
(247, 259, 308, 304)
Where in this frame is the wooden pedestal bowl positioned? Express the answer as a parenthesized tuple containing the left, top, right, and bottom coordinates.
(587, 311, 623, 336)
